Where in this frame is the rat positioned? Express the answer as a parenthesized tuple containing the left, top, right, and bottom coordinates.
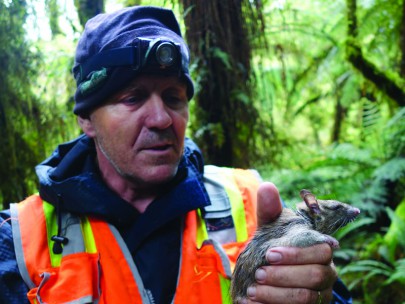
(230, 189, 360, 303)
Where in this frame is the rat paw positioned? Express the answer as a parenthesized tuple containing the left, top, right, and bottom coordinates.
(323, 235, 340, 249)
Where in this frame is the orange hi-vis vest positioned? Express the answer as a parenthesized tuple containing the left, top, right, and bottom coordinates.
(10, 165, 260, 304)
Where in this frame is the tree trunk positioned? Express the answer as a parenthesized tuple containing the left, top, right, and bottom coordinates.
(179, 0, 264, 167)
(331, 98, 346, 143)
(74, 0, 104, 28)
(46, 0, 61, 37)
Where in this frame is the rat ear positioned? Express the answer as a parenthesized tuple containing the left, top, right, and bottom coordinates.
(300, 189, 321, 215)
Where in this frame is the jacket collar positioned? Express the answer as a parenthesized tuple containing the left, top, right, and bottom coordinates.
(36, 134, 210, 226)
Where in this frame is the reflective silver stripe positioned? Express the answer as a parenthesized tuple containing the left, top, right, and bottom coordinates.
(59, 213, 99, 302)
(203, 165, 237, 244)
(171, 216, 185, 304)
(60, 213, 85, 256)
(203, 165, 233, 218)
(36, 272, 51, 304)
(10, 203, 36, 289)
(63, 295, 95, 304)
(107, 224, 153, 304)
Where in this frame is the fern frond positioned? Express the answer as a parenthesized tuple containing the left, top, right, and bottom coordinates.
(384, 259, 405, 285)
(373, 157, 405, 182)
(327, 143, 378, 166)
(340, 259, 393, 276)
(362, 99, 381, 130)
(385, 107, 405, 129)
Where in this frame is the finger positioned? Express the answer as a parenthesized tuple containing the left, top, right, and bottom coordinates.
(257, 182, 283, 227)
(265, 244, 333, 265)
(255, 264, 337, 290)
(245, 285, 334, 304)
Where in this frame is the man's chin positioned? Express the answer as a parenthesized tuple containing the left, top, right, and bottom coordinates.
(126, 164, 179, 186)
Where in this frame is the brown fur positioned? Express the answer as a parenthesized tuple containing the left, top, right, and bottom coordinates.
(230, 190, 360, 303)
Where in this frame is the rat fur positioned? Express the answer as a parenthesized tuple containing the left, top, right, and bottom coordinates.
(230, 189, 360, 303)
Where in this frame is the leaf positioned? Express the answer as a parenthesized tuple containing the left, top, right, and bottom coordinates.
(385, 107, 405, 129)
(232, 91, 251, 105)
(211, 47, 232, 70)
(340, 259, 393, 277)
(384, 259, 405, 285)
(334, 217, 375, 239)
(347, 277, 363, 290)
(373, 157, 405, 182)
(327, 143, 379, 166)
(383, 202, 405, 261)
(333, 248, 358, 260)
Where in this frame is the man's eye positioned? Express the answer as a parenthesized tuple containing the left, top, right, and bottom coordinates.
(121, 95, 144, 105)
(164, 94, 187, 107)
(166, 95, 181, 103)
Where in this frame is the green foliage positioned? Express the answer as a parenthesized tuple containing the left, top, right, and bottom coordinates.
(341, 259, 405, 303)
(384, 203, 405, 262)
(261, 106, 405, 302)
(32, 36, 80, 145)
(46, 0, 61, 37)
(339, 202, 405, 303)
(0, 0, 79, 209)
(0, 0, 43, 207)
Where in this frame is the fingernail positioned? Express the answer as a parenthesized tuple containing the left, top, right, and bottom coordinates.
(255, 268, 267, 282)
(266, 250, 282, 263)
(247, 286, 256, 298)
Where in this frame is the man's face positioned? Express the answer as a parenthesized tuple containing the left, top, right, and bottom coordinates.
(80, 75, 189, 189)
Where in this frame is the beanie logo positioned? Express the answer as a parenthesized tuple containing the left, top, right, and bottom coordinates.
(79, 68, 108, 96)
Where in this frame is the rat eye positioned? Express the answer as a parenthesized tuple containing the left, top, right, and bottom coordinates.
(329, 204, 342, 210)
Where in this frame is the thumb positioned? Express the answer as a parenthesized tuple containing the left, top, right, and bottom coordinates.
(257, 182, 283, 227)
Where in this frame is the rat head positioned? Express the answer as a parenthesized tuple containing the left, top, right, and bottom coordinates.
(297, 189, 361, 235)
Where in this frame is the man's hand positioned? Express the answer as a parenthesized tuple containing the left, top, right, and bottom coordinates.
(244, 182, 337, 304)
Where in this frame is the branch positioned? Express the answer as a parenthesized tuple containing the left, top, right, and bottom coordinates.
(345, 0, 405, 107)
(346, 40, 405, 107)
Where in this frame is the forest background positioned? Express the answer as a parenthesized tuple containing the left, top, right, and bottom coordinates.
(1, 0, 404, 302)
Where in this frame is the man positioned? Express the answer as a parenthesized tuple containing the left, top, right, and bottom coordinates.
(0, 6, 351, 304)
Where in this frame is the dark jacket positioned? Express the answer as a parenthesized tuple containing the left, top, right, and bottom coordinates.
(0, 134, 352, 304)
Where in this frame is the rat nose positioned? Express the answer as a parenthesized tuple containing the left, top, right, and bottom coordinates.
(351, 207, 361, 217)
(144, 94, 173, 129)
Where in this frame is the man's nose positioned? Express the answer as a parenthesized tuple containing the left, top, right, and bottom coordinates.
(144, 95, 172, 129)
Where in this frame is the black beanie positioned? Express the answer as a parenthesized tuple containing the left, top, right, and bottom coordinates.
(72, 6, 194, 115)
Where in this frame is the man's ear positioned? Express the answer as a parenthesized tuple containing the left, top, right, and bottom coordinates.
(78, 115, 96, 138)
